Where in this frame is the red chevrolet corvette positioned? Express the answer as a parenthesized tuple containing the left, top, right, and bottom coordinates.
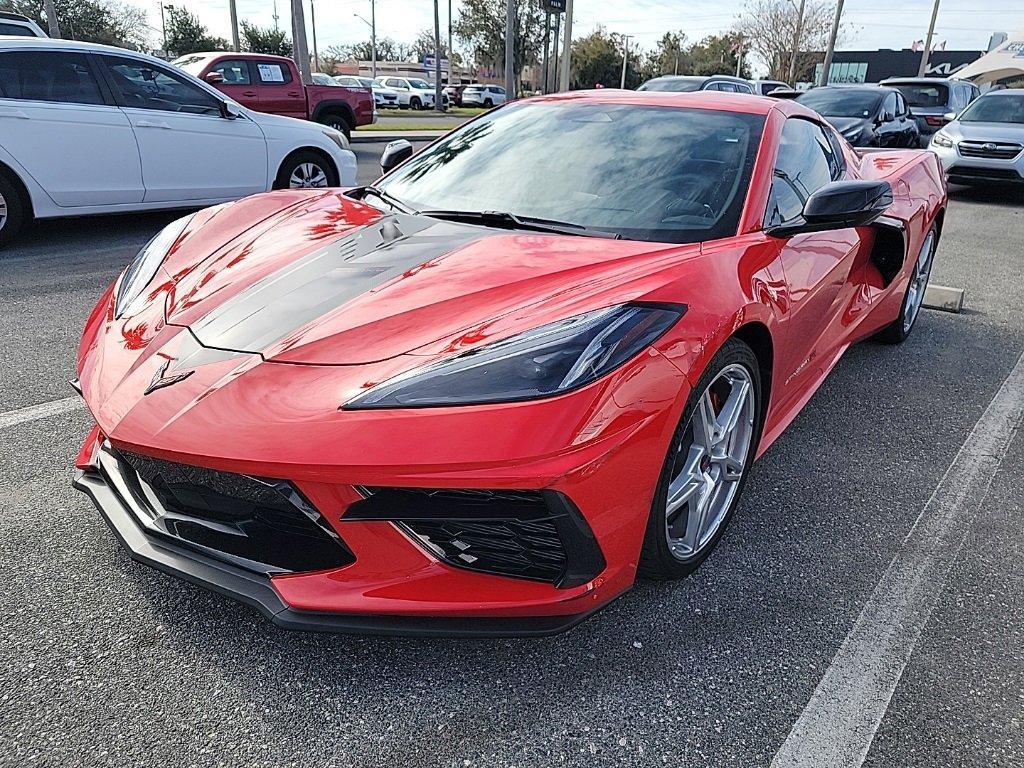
(74, 91, 946, 636)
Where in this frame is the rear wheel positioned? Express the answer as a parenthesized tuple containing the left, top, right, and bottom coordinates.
(317, 111, 351, 139)
(274, 151, 339, 190)
(483, 98, 493, 108)
(0, 171, 28, 249)
(639, 338, 762, 579)
(410, 96, 422, 110)
(874, 225, 937, 344)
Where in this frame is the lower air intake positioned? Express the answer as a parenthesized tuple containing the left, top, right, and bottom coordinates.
(345, 488, 605, 588)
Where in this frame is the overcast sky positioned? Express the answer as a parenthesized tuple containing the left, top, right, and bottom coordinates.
(137, 0, 1024, 68)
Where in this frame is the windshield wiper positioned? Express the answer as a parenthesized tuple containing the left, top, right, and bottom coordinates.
(418, 209, 621, 239)
(360, 185, 416, 214)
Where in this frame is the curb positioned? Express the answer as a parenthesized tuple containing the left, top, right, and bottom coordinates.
(351, 132, 445, 143)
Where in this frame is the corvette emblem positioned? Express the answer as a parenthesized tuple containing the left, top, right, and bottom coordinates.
(144, 359, 194, 395)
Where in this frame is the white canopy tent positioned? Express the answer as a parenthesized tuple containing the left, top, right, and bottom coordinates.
(956, 34, 1024, 84)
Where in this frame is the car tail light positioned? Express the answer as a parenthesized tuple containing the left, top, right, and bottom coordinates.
(924, 116, 947, 127)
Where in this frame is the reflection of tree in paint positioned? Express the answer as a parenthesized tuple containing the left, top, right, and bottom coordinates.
(398, 121, 496, 185)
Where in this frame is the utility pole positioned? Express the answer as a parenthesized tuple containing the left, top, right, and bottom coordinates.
(291, 0, 312, 84)
(272, 0, 279, 30)
(228, 0, 240, 51)
(541, 13, 551, 94)
(310, 0, 320, 73)
(551, 12, 561, 90)
(447, 0, 453, 70)
(43, 0, 60, 37)
(558, 0, 573, 91)
(820, 0, 844, 86)
(160, 2, 168, 53)
(434, 0, 444, 111)
(504, 0, 515, 98)
(620, 35, 632, 89)
(918, 0, 941, 77)
(735, 35, 743, 77)
(371, 0, 377, 79)
(788, 0, 806, 84)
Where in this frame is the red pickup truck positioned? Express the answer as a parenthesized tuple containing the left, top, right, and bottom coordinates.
(174, 52, 375, 137)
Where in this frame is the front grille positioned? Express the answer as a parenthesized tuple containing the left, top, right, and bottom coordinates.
(115, 451, 353, 574)
(345, 488, 606, 588)
(958, 141, 1022, 160)
(948, 165, 1023, 181)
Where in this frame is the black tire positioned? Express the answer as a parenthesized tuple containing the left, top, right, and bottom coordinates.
(0, 170, 28, 249)
(317, 111, 351, 139)
(410, 96, 422, 110)
(483, 98, 493, 108)
(273, 150, 340, 190)
(638, 338, 763, 580)
(874, 224, 938, 344)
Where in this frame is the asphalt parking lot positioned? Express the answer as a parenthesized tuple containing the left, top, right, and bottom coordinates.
(1, 143, 1022, 766)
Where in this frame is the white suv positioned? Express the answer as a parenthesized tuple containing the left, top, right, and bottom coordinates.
(376, 76, 438, 110)
(0, 38, 357, 246)
(461, 84, 506, 108)
(0, 11, 46, 37)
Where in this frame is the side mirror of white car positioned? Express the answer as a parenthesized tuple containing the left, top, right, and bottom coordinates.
(220, 101, 243, 120)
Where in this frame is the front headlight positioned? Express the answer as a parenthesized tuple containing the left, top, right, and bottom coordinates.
(322, 128, 349, 150)
(841, 127, 863, 143)
(344, 303, 684, 409)
(114, 215, 192, 318)
(931, 131, 954, 149)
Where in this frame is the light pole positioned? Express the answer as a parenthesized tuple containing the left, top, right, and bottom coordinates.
(504, 0, 515, 98)
(918, 0, 941, 77)
(228, 0, 239, 52)
(310, 0, 320, 73)
(820, 0, 844, 86)
(620, 34, 632, 89)
(160, 3, 172, 55)
(788, 0, 806, 84)
(558, 0, 573, 92)
(354, 12, 376, 79)
(43, 0, 60, 37)
(290, 0, 312, 84)
(434, 0, 443, 112)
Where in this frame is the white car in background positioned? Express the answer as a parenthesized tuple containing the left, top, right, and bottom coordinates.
(0, 38, 356, 246)
(375, 76, 438, 110)
(336, 75, 399, 109)
(929, 90, 1024, 186)
(0, 11, 46, 37)
(460, 84, 507, 107)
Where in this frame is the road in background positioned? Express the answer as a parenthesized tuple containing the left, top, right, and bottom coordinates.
(0, 179, 1021, 767)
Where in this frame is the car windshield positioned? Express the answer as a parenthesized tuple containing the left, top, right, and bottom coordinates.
(888, 83, 949, 108)
(376, 101, 765, 244)
(797, 88, 881, 118)
(959, 94, 1024, 124)
(408, 78, 430, 89)
(358, 77, 375, 87)
(638, 78, 702, 92)
(172, 55, 208, 75)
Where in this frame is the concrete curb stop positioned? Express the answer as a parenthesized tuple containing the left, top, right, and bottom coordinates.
(923, 284, 965, 313)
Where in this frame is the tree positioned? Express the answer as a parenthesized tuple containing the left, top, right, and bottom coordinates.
(0, 0, 149, 50)
(454, 0, 545, 91)
(412, 27, 446, 61)
(736, 0, 841, 82)
(165, 5, 227, 56)
(240, 20, 291, 56)
(643, 31, 689, 79)
(569, 27, 643, 89)
(346, 38, 409, 62)
(688, 33, 751, 78)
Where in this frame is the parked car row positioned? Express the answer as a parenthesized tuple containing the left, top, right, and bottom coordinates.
(0, 38, 357, 247)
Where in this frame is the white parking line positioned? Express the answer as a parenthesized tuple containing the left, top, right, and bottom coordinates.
(771, 349, 1024, 768)
(0, 396, 85, 430)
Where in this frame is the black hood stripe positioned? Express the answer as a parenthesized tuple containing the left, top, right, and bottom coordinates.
(186, 214, 491, 356)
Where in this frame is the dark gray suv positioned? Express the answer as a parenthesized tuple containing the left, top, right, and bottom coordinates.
(880, 78, 980, 147)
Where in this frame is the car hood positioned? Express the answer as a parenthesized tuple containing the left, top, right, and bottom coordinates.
(828, 116, 872, 134)
(948, 121, 1024, 143)
(160, 191, 690, 366)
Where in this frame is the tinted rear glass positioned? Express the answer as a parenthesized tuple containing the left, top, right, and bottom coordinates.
(890, 83, 949, 108)
(796, 88, 882, 118)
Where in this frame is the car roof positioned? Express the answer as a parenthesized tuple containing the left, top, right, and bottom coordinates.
(527, 88, 817, 118)
(880, 77, 955, 84)
(0, 36, 152, 55)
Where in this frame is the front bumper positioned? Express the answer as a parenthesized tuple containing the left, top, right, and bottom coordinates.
(74, 445, 613, 637)
(930, 141, 1024, 183)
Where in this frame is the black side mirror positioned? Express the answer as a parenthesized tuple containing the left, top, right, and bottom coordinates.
(219, 101, 242, 119)
(380, 139, 414, 174)
(767, 180, 893, 238)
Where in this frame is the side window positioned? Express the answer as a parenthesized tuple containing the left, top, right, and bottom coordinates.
(766, 119, 841, 227)
(255, 61, 291, 84)
(895, 93, 907, 116)
(386, 78, 405, 89)
(100, 56, 221, 115)
(736, 83, 753, 94)
(0, 22, 37, 36)
(882, 92, 898, 119)
(0, 51, 104, 105)
(209, 59, 251, 85)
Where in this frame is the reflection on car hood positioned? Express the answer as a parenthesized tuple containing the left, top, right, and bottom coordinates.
(828, 116, 871, 134)
(161, 191, 688, 365)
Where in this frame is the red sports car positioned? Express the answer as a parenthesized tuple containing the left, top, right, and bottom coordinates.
(74, 91, 946, 636)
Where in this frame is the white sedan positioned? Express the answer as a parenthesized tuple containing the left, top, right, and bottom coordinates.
(0, 38, 357, 246)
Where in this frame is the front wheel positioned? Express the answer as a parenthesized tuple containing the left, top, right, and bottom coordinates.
(410, 96, 422, 110)
(274, 151, 339, 190)
(0, 171, 28, 249)
(874, 225, 937, 344)
(638, 338, 762, 579)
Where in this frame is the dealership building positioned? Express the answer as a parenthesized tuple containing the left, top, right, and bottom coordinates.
(812, 49, 984, 84)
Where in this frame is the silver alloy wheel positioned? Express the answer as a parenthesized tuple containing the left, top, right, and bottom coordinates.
(0, 189, 7, 231)
(665, 363, 755, 560)
(903, 229, 936, 333)
(288, 162, 329, 189)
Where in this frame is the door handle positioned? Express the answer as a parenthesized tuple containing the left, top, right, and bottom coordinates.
(136, 120, 172, 129)
(287, 91, 301, 97)
(242, 90, 256, 97)
(0, 107, 29, 119)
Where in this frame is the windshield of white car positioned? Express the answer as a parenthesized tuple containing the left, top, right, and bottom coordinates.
(797, 88, 882, 118)
(959, 95, 1024, 124)
(408, 78, 430, 89)
(375, 101, 765, 244)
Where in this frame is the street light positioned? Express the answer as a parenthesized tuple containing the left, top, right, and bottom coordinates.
(353, 9, 376, 79)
